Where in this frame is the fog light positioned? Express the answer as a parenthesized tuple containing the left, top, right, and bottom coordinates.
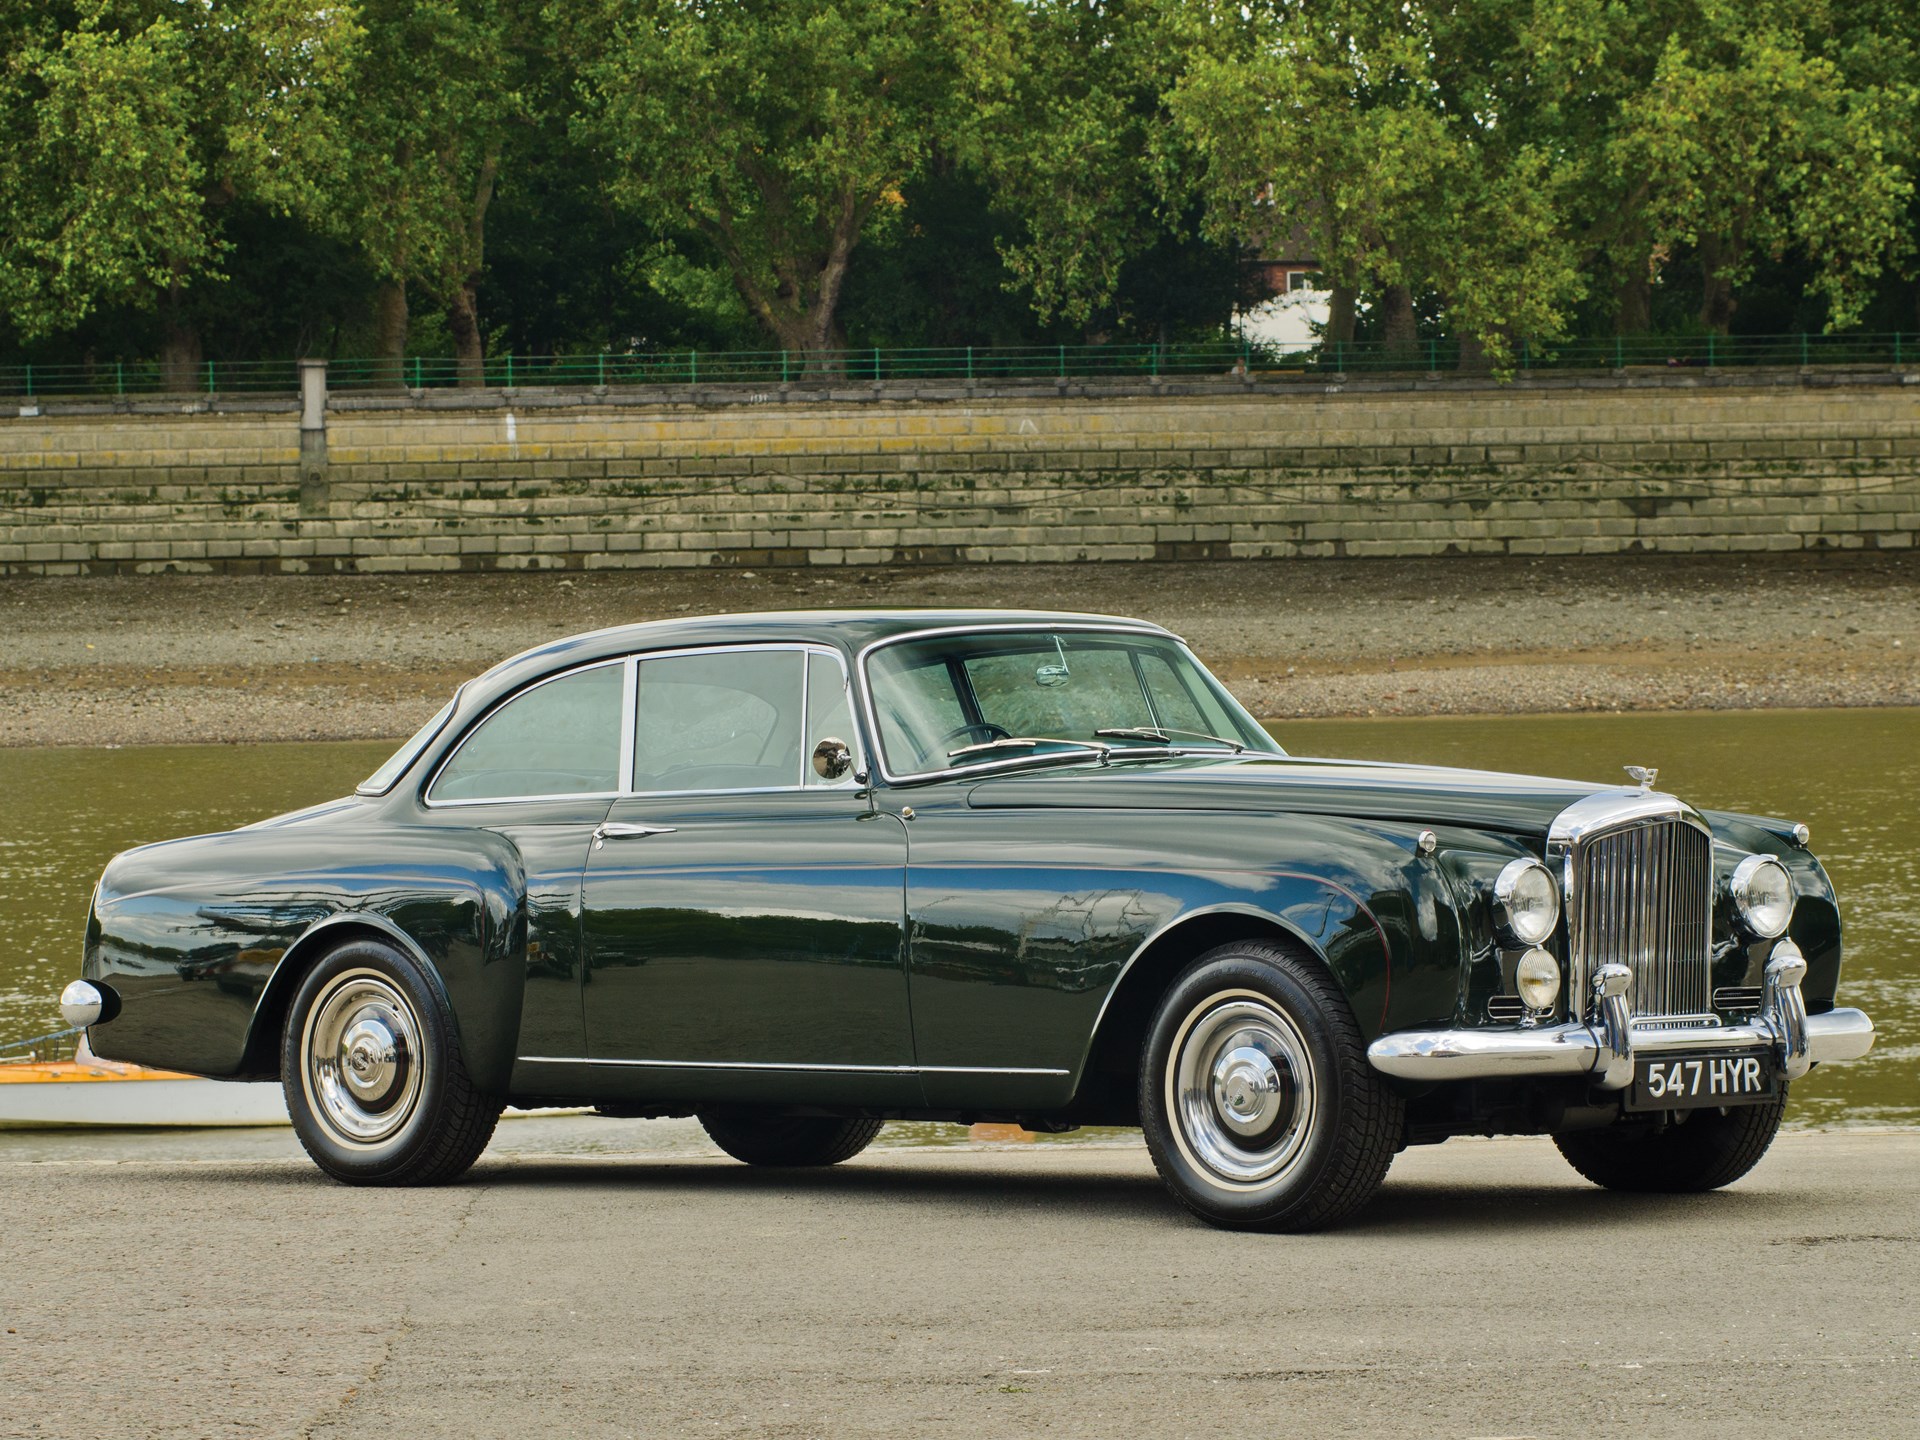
(1732, 854, 1794, 939)
(1515, 948, 1561, 1012)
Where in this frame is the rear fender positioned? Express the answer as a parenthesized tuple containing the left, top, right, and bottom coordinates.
(238, 908, 522, 1094)
(85, 827, 526, 1091)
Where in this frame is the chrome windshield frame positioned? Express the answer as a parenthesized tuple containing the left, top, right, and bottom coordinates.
(854, 622, 1273, 786)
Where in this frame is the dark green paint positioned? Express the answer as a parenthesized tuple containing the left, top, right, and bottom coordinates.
(77, 611, 1857, 1134)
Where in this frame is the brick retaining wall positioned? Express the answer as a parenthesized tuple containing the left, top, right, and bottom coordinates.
(2, 373, 1916, 575)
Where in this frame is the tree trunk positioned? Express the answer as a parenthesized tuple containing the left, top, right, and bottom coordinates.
(1616, 269, 1652, 336)
(374, 279, 409, 389)
(448, 283, 485, 388)
(447, 145, 501, 389)
(1379, 283, 1418, 361)
(160, 279, 202, 393)
(1326, 284, 1357, 345)
(160, 320, 203, 394)
(1698, 238, 1737, 335)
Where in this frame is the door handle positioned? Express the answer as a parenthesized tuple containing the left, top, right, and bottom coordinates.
(593, 822, 678, 849)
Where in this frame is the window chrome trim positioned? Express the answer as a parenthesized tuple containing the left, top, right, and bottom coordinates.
(516, 1055, 1069, 1077)
(423, 657, 632, 809)
(357, 687, 464, 797)
(423, 642, 866, 809)
(626, 641, 865, 798)
(616, 654, 638, 794)
(853, 621, 1265, 786)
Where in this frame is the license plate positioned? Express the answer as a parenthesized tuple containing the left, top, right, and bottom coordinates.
(1628, 1051, 1778, 1111)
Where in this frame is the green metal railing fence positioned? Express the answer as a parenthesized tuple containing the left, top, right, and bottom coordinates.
(2, 332, 1913, 400)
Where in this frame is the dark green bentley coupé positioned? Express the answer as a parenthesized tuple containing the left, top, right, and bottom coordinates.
(60, 610, 1876, 1230)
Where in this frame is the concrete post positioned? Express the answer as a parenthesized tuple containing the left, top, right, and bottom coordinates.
(298, 359, 329, 516)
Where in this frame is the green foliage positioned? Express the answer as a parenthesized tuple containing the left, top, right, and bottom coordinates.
(328, 0, 525, 290)
(569, 0, 997, 357)
(1171, 0, 1916, 354)
(1611, 0, 1917, 330)
(3, 0, 1917, 370)
(974, 0, 1192, 328)
(0, 1, 353, 340)
(1170, 0, 1590, 365)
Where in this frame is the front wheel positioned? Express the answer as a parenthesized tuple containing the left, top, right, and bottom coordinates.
(698, 1113, 883, 1167)
(1554, 1096, 1786, 1193)
(1139, 941, 1403, 1232)
(282, 938, 501, 1186)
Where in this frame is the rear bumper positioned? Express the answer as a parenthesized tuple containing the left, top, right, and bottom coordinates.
(1368, 942, 1874, 1090)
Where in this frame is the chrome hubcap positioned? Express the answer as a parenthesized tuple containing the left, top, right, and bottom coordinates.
(1167, 991, 1316, 1188)
(302, 970, 423, 1147)
(1212, 1044, 1287, 1135)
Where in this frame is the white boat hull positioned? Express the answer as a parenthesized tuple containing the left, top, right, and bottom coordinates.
(0, 1076, 293, 1130)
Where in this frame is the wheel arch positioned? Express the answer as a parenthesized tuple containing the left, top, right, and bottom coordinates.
(1072, 905, 1341, 1116)
(238, 913, 458, 1080)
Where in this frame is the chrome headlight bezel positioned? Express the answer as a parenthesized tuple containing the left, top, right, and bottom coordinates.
(1493, 858, 1561, 947)
(1731, 853, 1795, 939)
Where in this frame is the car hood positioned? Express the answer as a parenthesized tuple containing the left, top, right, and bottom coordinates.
(964, 754, 1625, 837)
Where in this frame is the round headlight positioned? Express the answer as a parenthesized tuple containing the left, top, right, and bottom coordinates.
(1515, 947, 1562, 1011)
(1731, 854, 1794, 938)
(1494, 858, 1561, 947)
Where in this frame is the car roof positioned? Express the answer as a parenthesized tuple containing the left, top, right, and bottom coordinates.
(466, 607, 1174, 708)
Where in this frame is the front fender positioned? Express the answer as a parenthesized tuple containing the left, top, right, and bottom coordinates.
(84, 826, 526, 1091)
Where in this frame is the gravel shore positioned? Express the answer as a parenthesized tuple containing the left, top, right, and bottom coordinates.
(3, 552, 1917, 747)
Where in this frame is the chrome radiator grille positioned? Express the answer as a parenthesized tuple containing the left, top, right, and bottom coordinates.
(1567, 818, 1713, 1021)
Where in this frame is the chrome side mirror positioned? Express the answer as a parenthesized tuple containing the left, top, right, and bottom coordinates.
(812, 737, 853, 781)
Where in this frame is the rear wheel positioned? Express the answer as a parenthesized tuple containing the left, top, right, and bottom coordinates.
(281, 937, 501, 1186)
(1139, 941, 1403, 1232)
(698, 1113, 883, 1167)
(1554, 1096, 1786, 1193)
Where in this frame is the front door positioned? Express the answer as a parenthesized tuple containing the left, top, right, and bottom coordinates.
(579, 645, 915, 1105)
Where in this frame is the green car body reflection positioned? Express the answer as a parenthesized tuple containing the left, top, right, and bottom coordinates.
(68, 610, 1876, 1230)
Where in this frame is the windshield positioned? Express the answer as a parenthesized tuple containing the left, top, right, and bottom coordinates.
(864, 630, 1280, 777)
(355, 693, 459, 796)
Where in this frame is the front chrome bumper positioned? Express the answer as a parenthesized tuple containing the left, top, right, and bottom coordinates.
(1368, 941, 1875, 1091)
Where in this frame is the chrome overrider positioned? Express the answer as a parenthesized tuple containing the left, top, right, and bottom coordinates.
(1368, 939, 1876, 1088)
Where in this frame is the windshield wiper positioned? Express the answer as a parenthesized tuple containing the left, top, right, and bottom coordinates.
(1095, 726, 1246, 754)
(947, 736, 1109, 761)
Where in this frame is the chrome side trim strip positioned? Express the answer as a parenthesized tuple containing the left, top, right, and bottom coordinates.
(515, 1056, 1069, 1077)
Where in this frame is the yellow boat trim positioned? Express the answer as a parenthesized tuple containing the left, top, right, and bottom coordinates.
(0, 1060, 201, 1085)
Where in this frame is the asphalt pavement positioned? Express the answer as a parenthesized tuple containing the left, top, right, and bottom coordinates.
(2, 1125, 1915, 1439)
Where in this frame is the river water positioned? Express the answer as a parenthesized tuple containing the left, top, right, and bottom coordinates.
(2, 709, 1912, 1128)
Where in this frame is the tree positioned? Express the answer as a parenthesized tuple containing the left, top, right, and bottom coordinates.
(1169, 0, 1586, 365)
(571, 0, 997, 365)
(0, 1, 351, 386)
(324, 0, 533, 384)
(1610, 0, 1916, 333)
(971, 0, 1189, 332)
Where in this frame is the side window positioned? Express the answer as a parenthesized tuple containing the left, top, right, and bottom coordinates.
(634, 650, 804, 792)
(804, 651, 858, 787)
(430, 665, 623, 802)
